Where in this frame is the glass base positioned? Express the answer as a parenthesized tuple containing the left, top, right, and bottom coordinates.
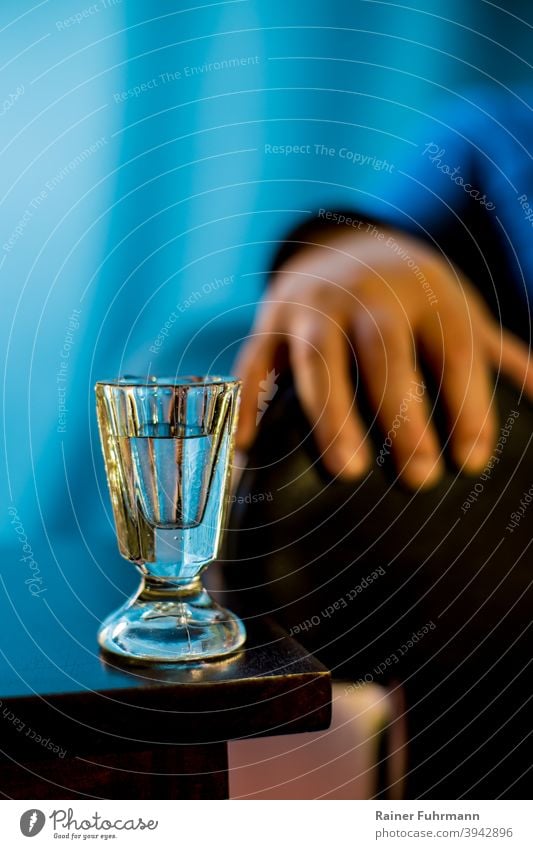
(98, 577, 246, 664)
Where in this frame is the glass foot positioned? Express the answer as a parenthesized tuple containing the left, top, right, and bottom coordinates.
(98, 577, 246, 664)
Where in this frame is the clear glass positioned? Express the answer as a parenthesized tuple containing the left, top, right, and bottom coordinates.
(95, 375, 246, 663)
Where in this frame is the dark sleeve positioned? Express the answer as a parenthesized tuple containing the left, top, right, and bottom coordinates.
(271, 91, 529, 340)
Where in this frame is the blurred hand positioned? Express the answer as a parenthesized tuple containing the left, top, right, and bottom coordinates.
(234, 225, 533, 488)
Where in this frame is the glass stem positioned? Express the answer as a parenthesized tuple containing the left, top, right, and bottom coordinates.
(139, 573, 204, 601)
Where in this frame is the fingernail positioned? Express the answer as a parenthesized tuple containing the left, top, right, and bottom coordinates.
(404, 456, 442, 488)
(325, 444, 368, 479)
(455, 441, 491, 473)
(233, 450, 248, 471)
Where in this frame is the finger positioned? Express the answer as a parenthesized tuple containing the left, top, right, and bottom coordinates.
(233, 333, 277, 450)
(353, 308, 443, 488)
(420, 313, 496, 473)
(289, 316, 369, 479)
(463, 282, 533, 398)
(485, 325, 533, 398)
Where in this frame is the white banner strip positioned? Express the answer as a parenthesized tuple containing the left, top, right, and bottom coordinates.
(2, 799, 532, 848)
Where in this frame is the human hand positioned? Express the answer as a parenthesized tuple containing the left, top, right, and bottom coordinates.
(234, 225, 533, 488)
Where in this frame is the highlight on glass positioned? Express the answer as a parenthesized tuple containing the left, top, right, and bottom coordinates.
(95, 375, 245, 663)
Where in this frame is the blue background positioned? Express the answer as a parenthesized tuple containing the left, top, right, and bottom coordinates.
(1, 0, 531, 546)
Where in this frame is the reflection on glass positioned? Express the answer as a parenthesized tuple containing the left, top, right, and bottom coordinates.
(95, 375, 245, 663)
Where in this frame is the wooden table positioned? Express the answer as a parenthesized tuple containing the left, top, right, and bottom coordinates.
(0, 535, 331, 799)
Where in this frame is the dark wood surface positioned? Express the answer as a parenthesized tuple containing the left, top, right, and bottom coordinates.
(0, 744, 231, 800)
(0, 534, 331, 798)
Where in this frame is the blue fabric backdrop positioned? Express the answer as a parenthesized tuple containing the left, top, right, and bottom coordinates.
(1, 0, 531, 543)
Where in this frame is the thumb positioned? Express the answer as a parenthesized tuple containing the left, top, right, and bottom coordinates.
(233, 335, 276, 450)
